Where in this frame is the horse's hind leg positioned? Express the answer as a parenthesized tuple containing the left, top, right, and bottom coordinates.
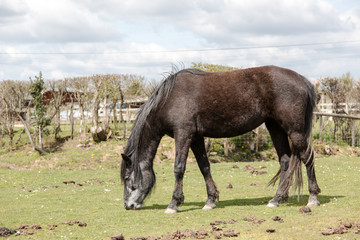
(300, 142, 321, 206)
(265, 120, 292, 207)
(290, 132, 321, 207)
(191, 136, 219, 210)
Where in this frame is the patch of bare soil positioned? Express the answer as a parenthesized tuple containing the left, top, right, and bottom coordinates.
(115, 219, 240, 240)
(299, 206, 312, 214)
(1, 220, 88, 238)
(0, 162, 28, 170)
(242, 165, 267, 175)
(0, 227, 16, 237)
(321, 220, 360, 236)
(272, 216, 284, 223)
(243, 217, 265, 224)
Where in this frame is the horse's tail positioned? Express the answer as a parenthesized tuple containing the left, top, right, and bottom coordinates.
(288, 80, 316, 197)
(268, 79, 315, 198)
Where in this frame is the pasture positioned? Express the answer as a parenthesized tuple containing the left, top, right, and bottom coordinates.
(1, 137, 360, 239)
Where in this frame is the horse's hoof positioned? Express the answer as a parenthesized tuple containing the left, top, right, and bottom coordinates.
(164, 208, 178, 214)
(266, 202, 279, 208)
(306, 200, 320, 207)
(202, 203, 216, 210)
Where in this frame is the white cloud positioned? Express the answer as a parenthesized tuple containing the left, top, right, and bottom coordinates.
(0, 0, 360, 81)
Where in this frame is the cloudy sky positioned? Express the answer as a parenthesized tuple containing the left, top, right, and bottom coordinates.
(1, 0, 360, 82)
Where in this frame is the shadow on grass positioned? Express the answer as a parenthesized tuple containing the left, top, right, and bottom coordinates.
(142, 194, 344, 212)
(45, 136, 72, 153)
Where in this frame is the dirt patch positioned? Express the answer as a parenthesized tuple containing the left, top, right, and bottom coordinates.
(250, 182, 260, 187)
(124, 219, 240, 240)
(3, 220, 88, 238)
(242, 165, 267, 175)
(243, 217, 265, 224)
(299, 206, 312, 214)
(0, 227, 16, 237)
(272, 216, 284, 223)
(321, 220, 360, 236)
(0, 162, 28, 170)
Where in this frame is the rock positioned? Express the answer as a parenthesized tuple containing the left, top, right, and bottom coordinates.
(223, 229, 240, 237)
(63, 180, 76, 185)
(30, 224, 42, 229)
(266, 229, 276, 233)
(111, 233, 125, 240)
(243, 217, 265, 224)
(299, 206, 311, 213)
(212, 231, 222, 239)
(78, 222, 87, 227)
(0, 227, 16, 237)
(226, 183, 233, 189)
(227, 219, 237, 224)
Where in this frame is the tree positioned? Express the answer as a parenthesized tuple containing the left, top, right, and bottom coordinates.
(319, 73, 354, 114)
(69, 76, 91, 134)
(0, 80, 18, 151)
(319, 73, 354, 142)
(104, 74, 125, 132)
(46, 79, 67, 140)
(123, 74, 146, 98)
(29, 72, 50, 153)
(191, 62, 238, 72)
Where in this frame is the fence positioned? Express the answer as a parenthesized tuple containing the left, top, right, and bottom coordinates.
(217, 112, 360, 157)
(313, 112, 360, 147)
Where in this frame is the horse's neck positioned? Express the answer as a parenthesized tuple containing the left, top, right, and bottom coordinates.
(138, 123, 163, 164)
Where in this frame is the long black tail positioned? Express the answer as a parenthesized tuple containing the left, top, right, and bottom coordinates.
(268, 80, 315, 197)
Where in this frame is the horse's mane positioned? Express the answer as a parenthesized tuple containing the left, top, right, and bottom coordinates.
(121, 67, 208, 182)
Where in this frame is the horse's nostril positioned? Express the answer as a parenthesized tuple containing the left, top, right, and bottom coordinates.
(125, 203, 135, 210)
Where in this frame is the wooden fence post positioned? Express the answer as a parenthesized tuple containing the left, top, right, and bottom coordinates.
(319, 116, 323, 143)
(352, 119, 355, 147)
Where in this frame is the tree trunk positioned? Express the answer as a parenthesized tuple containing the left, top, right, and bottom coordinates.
(70, 101, 74, 139)
(92, 91, 100, 128)
(39, 126, 43, 149)
(112, 99, 118, 131)
(17, 113, 48, 154)
(103, 98, 109, 129)
(91, 126, 108, 142)
(55, 107, 61, 140)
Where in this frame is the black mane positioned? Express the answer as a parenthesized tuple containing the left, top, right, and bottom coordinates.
(121, 68, 208, 181)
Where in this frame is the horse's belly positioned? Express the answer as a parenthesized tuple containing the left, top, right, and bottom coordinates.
(198, 114, 265, 138)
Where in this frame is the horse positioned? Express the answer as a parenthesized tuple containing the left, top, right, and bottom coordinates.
(120, 65, 321, 213)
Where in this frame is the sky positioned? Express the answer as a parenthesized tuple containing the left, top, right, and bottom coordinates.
(1, 0, 360, 82)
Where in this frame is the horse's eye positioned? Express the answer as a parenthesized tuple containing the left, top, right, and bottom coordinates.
(131, 186, 136, 191)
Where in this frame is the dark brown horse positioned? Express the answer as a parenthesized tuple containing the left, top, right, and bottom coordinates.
(121, 65, 321, 213)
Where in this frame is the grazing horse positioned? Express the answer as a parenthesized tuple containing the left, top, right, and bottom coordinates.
(121, 65, 321, 213)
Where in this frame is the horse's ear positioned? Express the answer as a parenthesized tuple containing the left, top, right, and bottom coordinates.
(121, 153, 132, 167)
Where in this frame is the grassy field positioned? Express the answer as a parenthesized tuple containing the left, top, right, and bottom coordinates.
(1, 135, 360, 239)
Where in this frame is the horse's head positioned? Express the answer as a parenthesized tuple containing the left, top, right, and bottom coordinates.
(120, 153, 155, 210)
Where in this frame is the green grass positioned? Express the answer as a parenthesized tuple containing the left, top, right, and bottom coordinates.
(1, 154, 360, 239)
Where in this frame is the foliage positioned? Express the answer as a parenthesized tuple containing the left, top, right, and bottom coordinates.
(319, 73, 354, 113)
(191, 62, 239, 72)
(29, 72, 51, 135)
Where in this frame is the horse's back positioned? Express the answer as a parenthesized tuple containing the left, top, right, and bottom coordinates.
(159, 66, 314, 137)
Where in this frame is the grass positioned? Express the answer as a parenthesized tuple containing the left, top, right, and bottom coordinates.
(1, 151, 360, 239)
(1, 126, 360, 239)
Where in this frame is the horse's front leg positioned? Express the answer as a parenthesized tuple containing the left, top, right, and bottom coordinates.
(191, 137, 219, 210)
(165, 133, 192, 214)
